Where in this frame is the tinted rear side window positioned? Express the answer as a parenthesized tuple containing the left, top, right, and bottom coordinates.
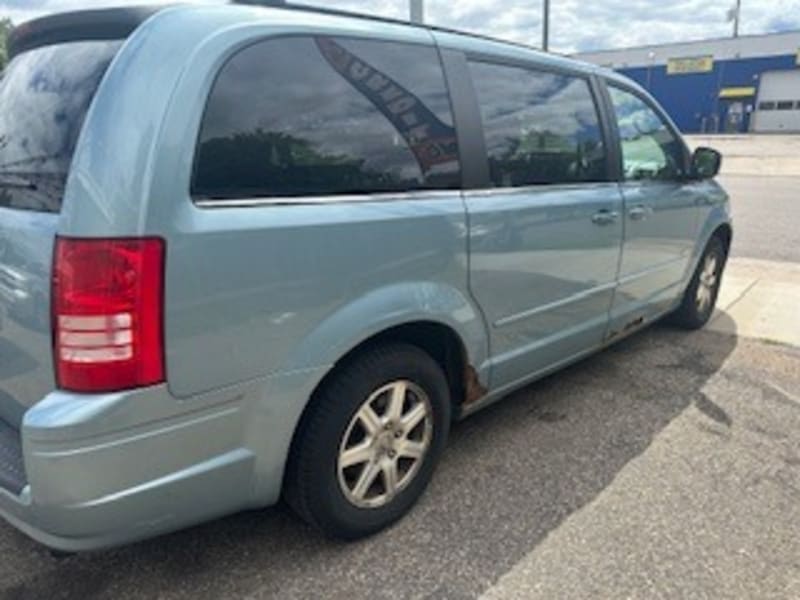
(192, 37, 461, 200)
(468, 61, 607, 188)
(0, 41, 120, 212)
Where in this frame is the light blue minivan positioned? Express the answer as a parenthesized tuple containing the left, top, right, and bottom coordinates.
(0, 2, 731, 551)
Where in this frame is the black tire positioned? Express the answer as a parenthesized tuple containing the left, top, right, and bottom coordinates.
(283, 343, 451, 540)
(670, 235, 727, 330)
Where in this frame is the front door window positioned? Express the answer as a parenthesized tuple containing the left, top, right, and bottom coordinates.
(608, 86, 686, 182)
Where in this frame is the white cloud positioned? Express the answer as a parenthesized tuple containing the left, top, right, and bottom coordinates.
(2, 0, 800, 53)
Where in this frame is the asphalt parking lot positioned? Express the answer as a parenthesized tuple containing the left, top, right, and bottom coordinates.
(720, 174, 800, 264)
(1, 149, 798, 599)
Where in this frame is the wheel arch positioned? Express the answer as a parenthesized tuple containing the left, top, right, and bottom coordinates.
(712, 222, 733, 255)
(688, 204, 733, 280)
(280, 318, 483, 501)
(320, 320, 478, 413)
(280, 280, 490, 392)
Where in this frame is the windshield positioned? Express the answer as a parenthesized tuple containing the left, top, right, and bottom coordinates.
(0, 40, 121, 212)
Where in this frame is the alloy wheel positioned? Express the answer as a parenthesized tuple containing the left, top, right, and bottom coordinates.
(696, 253, 719, 314)
(337, 380, 433, 509)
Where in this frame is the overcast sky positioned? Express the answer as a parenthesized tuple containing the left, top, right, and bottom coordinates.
(2, 0, 800, 53)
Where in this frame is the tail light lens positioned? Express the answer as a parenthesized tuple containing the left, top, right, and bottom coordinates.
(53, 237, 165, 393)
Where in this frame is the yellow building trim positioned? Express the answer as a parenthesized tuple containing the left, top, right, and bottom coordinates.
(719, 86, 757, 98)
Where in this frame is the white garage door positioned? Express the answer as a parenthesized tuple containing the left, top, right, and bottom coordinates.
(753, 70, 800, 132)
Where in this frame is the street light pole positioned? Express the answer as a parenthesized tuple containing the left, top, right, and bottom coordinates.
(542, 0, 550, 51)
(732, 0, 742, 38)
(410, 0, 424, 24)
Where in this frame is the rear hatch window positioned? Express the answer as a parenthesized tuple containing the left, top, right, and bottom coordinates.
(0, 40, 120, 212)
(0, 40, 120, 429)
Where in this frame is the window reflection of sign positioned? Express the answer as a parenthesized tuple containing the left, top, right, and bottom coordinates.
(315, 37, 458, 174)
(666, 56, 713, 75)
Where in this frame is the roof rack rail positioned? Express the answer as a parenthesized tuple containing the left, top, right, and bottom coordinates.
(234, 0, 287, 5)
(230, 0, 414, 29)
(228, 0, 556, 57)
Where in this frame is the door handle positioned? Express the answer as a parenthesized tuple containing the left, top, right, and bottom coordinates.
(591, 209, 619, 226)
(629, 205, 650, 221)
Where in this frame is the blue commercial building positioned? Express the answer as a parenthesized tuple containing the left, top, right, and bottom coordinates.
(575, 31, 800, 134)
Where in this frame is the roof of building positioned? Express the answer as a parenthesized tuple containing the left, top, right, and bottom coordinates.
(574, 29, 800, 69)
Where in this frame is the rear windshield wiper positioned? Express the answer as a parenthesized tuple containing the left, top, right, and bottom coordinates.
(0, 173, 38, 191)
(0, 154, 67, 172)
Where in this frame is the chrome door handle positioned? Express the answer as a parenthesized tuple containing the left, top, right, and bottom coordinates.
(591, 210, 619, 226)
(629, 205, 650, 221)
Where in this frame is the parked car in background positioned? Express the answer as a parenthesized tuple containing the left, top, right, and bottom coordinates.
(0, 2, 730, 551)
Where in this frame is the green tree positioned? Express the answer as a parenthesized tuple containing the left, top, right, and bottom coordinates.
(0, 18, 13, 70)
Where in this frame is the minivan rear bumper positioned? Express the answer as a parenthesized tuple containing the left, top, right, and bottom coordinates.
(0, 384, 261, 552)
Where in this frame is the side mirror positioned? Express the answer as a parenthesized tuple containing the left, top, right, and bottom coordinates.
(691, 147, 722, 180)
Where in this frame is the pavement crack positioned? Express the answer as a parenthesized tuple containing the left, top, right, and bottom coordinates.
(764, 380, 800, 406)
(711, 277, 760, 323)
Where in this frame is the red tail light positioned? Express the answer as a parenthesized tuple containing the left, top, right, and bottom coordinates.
(53, 237, 165, 393)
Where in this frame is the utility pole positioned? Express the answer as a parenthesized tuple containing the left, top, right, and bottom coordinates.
(542, 0, 550, 51)
(730, 0, 742, 38)
(410, 0, 424, 24)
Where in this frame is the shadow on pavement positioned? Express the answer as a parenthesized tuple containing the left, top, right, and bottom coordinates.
(1, 320, 739, 600)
